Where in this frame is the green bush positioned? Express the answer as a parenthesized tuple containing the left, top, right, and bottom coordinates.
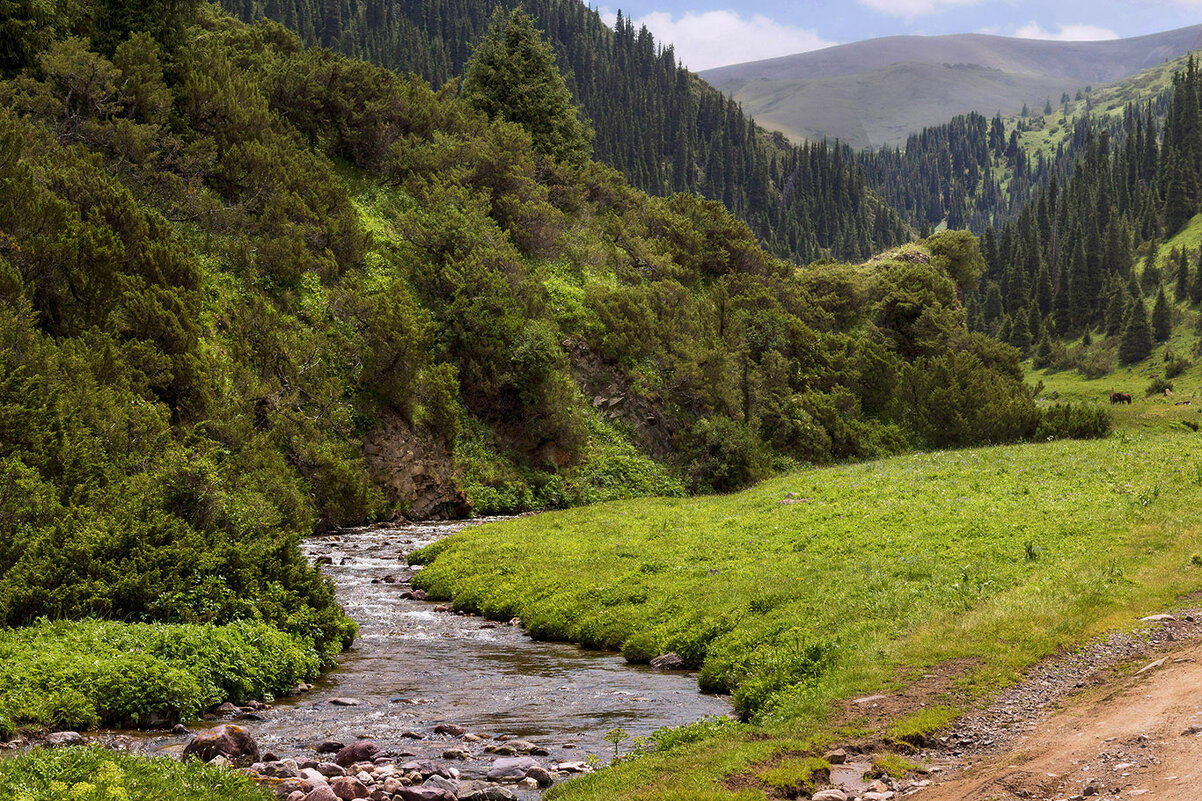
(0, 619, 321, 731)
(0, 747, 271, 801)
(1146, 377, 1174, 396)
(685, 417, 772, 493)
(1035, 403, 1112, 440)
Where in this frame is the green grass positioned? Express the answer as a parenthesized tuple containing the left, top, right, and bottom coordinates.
(0, 620, 320, 736)
(888, 705, 960, 745)
(0, 747, 271, 801)
(757, 756, 829, 793)
(415, 426, 1202, 800)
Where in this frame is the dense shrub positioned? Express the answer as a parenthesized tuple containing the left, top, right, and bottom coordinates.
(1035, 403, 1112, 440)
(0, 619, 321, 733)
(685, 417, 772, 493)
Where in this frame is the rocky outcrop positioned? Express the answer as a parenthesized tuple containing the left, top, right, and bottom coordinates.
(362, 411, 470, 520)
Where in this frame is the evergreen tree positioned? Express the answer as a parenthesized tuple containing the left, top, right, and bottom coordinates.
(461, 8, 593, 164)
(1104, 281, 1127, 336)
(1152, 284, 1172, 341)
(1033, 330, 1053, 369)
(1119, 292, 1154, 364)
(1176, 244, 1192, 300)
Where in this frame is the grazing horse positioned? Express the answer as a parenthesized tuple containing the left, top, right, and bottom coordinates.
(1109, 391, 1132, 404)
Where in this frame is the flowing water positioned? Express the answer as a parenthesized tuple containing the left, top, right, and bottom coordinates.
(131, 518, 731, 786)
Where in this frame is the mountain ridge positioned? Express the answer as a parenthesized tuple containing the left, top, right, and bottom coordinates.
(701, 24, 1202, 149)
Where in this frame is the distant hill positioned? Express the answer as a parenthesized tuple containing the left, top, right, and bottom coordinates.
(701, 25, 1202, 149)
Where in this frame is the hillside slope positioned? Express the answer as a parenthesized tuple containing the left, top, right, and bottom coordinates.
(219, 0, 910, 262)
(701, 25, 1202, 149)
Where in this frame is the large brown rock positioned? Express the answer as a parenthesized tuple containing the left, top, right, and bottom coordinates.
(181, 724, 260, 765)
(301, 789, 339, 801)
(333, 741, 382, 768)
(329, 776, 369, 800)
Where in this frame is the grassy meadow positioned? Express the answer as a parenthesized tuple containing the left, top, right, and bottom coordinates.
(413, 391, 1202, 799)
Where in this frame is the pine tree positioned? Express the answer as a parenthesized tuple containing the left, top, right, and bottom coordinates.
(1152, 284, 1172, 341)
(461, 8, 593, 165)
(1119, 292, 1154, 364)
(1033, 330, 1053, 369)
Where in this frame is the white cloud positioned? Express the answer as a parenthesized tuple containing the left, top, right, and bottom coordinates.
(600, 9, 835, 72)
(856, 0, 982, 18)
(1013, 21, 1120, 41)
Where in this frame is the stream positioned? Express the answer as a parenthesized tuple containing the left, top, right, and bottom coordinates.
(130, 518, 731, 790)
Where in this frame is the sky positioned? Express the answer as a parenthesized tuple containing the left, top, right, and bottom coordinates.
(595, 0, 1202, 72)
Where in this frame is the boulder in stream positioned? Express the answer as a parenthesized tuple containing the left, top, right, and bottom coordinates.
(45, 732, 86, 747)
(432, 723, 465, 737)
(649, 652, 686, 670)
(334, 741, 382, 767)
(182, 724, 260, 765)
(485, 756, 541, 783)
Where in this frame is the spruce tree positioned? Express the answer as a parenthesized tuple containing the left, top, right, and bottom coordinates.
(461, 8, 593, 165)
(1177, 245, 1192, 300)
(1119, 292, 1154, 364)
(1152, 284, 1172, 341)
(1033, 330, 1053, 369)
(1104, 283, 1127, 336)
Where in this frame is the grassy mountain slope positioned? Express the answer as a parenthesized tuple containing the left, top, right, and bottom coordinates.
(702, 25, 1202, 149)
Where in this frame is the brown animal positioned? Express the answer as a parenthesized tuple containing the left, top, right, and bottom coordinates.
(1165, 388, 1173, 397)
(1110, 391, 1132, 404)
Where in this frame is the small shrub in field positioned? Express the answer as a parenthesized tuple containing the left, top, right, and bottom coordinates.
(889, 706, 960, 746)
(1165, 350, 1191, 379)
(1146, 377, 1174, 396)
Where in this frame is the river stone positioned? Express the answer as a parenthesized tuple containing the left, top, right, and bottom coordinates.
(811, 791, 848, 801)
(423, 774, 458, 793)
(45, 731, 86, 747)
(432, 723, 465, 737)
(259, 761, 300, 779)
(301, 789, 339, 801)
(396, 788, 455, 801)
(334, 742, 382, 767)
(486, 757, 540, 783)
(316, 741, 345, 754)
(483, 743, 515, 755)
(649, 652, 686, 670)
(287, 792, 306, 801)
(213, 701, 241, 717)
(317, 762, 345, 777)
(456, 782, 517, 801)
(274, 779, 312, 798)
(329, 698, 361, 707)
(400, 759, 452, 779)
(299, 768, 329, 785)
(182, 724, 260, 765)
(442, 748, 470, 760)
(526, 766, 553, 787)
(329, 775, 370, 799)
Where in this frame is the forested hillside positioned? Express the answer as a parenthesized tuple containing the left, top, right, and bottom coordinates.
(962, 57, 1202, 367)
(219, 0, 909, 262)
(857, 55, 1187, 234)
